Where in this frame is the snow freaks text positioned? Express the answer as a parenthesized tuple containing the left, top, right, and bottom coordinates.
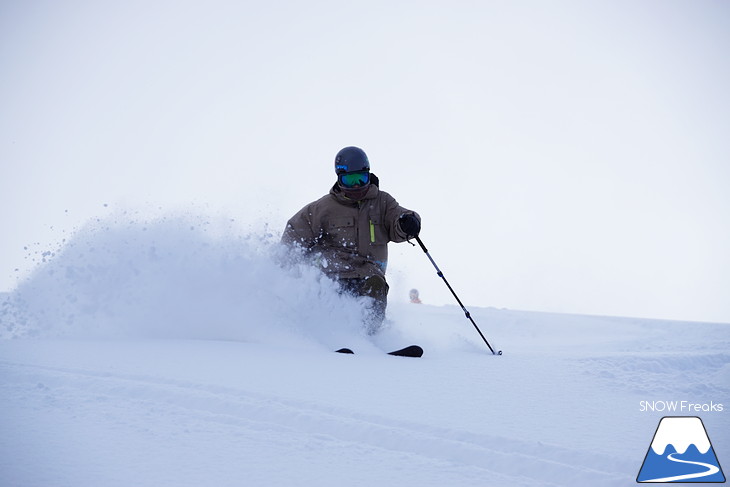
(639, 401, 724, 413)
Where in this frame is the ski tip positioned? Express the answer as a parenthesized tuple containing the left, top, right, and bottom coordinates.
(335, 348, 354, 354)
(388, 345, 423, 358)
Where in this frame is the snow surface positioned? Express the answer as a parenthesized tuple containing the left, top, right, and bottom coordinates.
(1, 215, 728, 486)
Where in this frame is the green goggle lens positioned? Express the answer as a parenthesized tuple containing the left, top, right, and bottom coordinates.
(339, 171, 370, 188)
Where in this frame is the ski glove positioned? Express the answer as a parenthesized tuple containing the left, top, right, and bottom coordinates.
(399, 213, 421, 237)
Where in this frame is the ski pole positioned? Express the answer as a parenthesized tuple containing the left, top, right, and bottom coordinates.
(414, 236, 502, 355)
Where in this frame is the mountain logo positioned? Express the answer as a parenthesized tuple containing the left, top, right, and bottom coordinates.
(637, 416, 726, 483)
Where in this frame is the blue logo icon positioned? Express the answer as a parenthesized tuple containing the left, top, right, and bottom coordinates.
(637, 416, 725, 483)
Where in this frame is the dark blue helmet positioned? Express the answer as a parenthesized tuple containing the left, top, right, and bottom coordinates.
(334, 146, 370, 175)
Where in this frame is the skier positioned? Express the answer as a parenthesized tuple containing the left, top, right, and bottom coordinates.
(281, 146, 421, 334)
(409, 289, 422, 304)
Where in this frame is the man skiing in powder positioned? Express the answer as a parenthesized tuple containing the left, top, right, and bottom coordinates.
(281, 146, 421, 334)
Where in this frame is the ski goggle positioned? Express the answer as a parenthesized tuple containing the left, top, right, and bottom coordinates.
(339, 171, 370, 188)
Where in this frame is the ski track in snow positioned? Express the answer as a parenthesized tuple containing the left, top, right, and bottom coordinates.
(1, 313, 727, 487)
(1, 353, 629, 487)
(578, 352, 730, 396)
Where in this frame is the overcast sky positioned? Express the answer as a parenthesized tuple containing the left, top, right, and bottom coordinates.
(1, 0, 728, 323)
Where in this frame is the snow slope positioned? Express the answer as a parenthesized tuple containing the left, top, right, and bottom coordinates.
(1, 216, 728, 486)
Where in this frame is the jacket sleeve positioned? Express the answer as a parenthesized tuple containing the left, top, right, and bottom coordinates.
(383, 192, 420, 243)
(281, 203, 319, 250)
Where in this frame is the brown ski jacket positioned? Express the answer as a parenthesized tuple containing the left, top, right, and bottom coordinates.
(281, 175, 419, 280)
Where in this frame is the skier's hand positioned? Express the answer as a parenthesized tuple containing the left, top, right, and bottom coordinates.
(399, 213, 421, 237)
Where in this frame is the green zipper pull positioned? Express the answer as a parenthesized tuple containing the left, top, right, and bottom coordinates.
(369, 220, 376, 243)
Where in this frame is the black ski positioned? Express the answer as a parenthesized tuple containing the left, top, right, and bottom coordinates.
(387, 345, 423, 358)
(335, 345, 423, 358)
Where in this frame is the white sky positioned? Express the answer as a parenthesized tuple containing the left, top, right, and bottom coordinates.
(1, 0, 729, 323)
